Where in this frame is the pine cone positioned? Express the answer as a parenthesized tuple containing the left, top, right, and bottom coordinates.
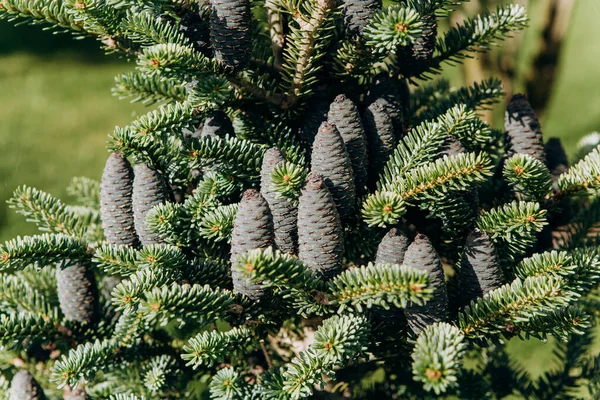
(100, 152, 139, 247)
(179, 10, 212, 56)
(260, 148, 298, 255)
(368, 75, 406, 137)
(403, 234, 448, 334)
(458, 230, 503, 305)
(210, 0, 252, 71)
(505, 94, 545, 162)
(363, 98, 397, 183)
(545, 137, 569, 178)
(298, 174, 344, 278)
(341, 0, 382, 37)
(133, 163, 169, 246)
(311, 121, 357, 220)
(56, 263, 99, 325)
(397, 13, 437, 77)
(9, 370, 46, 400)
(328, 94, 369, 194)
(230, 189, 275, 299)
(375, 227, 409, 265)
(299, 97, 330, 158)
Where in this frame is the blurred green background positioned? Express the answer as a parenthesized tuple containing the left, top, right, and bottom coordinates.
(1, 0, 600, 383)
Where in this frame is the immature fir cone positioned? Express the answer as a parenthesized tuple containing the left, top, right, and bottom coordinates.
(458, 230, 503, 305)
(133, 163, 168, 246)
(505, 94, 546, 162)
(545, 137, 569, 178)
(179, 10, 212, 56)
(328, 94, 369, 194)
(368, 75, 406, 137)
(375, 227, 409, 265)
(311, 121, 357, 220)
(403, 234, 448, 334)
(230, 189, 275, 299)
(298, 174, 344, 278)
(56, 263, 99, 324)
(299, 97, 330, 157)
(397, 13, 437, 77)
(363, 98, 397, 183)
(341, 0, 382, 37)
(209, 0, 252, 71)
(439, 135, 466, 158)
(9, 370, 46, 400)
(260, 148, 298, 255)
(100, 152, 138, 247)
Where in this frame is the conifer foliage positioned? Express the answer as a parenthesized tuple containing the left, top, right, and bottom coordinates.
(3, 0, 600, 398)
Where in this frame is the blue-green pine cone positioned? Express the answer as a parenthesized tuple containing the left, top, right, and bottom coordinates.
(505, 94, 546, 162)
(328, 94, 369, 195)
(260, 148, 298, 255)
(397, 13, 437, 77)
(209, 0, 252, 71)
(311, 121, 357, 220)
(9, 370, 46, 400)
(458, 229, 503, 305)
(230, 189, 275, 299)
(299, 97, 330, 158)
(56, 263, 99, 325)
(133, 163, 169, 246)
(375, 227, 409, 265)
(368, 75, 406, 137)
(341, 0, 382, 37)
(545, 137, 569, 178)
(403, 234, 448, 335)
(297, 174, 344, 278)
(179, 10, 212, 56)
(363, 98, 397, 183)
(439, 135, 466, 158)
(100, 152, 139, 247)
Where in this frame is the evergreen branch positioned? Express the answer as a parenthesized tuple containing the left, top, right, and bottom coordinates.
(51, 338, 116, 388)
(458, 276, 576, 338)
(433, 4, 527, 68)
(66, 176, 100, 208)
(94, 243, 138, 276)
(411, 322, 466, 395)
(270, 161, 309, 200)
(198, 203, 238, 243)
(145, 202, 194, 248)
(143, 355, 177, 395)
(187, 75, 233, 109)
(0, 0, 84, 33)
(136, 243, 188, 270)
(111, 267, 179, 310)
(126, 100, 196, 136)
(361, 191, 405, 227)
(113, 72, 187, 105)
(0, 274, 57, 319)
(558, 145, 600, 196)
(0, 234, 90, 271)
(504, 154, 553, 201)
(122, 11, 188, 46)
(515, 251, 575, 280)
(363, 5, 423, 53)
(136, 43, 214, 77)
(64, 0, 125, 40)
(210, 367, 252, 400)
(8, 185, 85, 236)
(330, 263, 432, 313)
(513, 305, 590, 341)
(184, 258, 232, 288)
(411, 78, 451, 113)
(182, 327, 254, 369)
(0, 313, 56, 345)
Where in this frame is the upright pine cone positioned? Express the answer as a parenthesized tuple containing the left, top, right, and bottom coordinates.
(341, 0, 382, 37)
(299, 97, 330, 157)
(230, 189, 275, 299)
(260, 148, 298, 255)
(368, 75, 406, 137)
(179, 10, 212, 56)
(545, 137, 569, 178)
(311, 121, 356, 220)
(9, 370, 46, 400)
(363, 98, 397, 183)
(505, 94, 546, 162)
(403, 234, 448, 334)
(375, 227, 409, 265)
(56, 263, 99, 325)
(132, 163, 168, 246)
(328, 94, 369, 194)
(298, 174, 344, 278)
(100, 152, 138, 247)
(209, 0, 252, 71)
(458, 230, 503, 305)
(439, 136, 466, 158)
(397, 13, 437, 77)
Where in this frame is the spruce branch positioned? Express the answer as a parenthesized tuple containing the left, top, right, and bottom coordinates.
(558, 145, 600, 196)
(411, 322, 466, 395)
(136, 43, 213, 77)
(51, 339, 116, 388)
(66, 176, 100, 209)
(122, 11, 188, 46)
(363, 5, 423, 53)
(113, 72, 187, 105)
(0, 313, 56, 343)
(0, 274, 57, 319)
(94, 243, 138, 276)
(111, 267, 179, 310)
(182, 327, 254, 369)
(210, 367, 252, 400)
(198, 203, 238, 243)
(504, 154, 553, 201)
(515, 250, 574, 280)
(0, 0, 84, 33)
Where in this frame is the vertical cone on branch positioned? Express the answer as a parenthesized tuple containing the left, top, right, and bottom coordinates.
(299, 97, 330, 157)
(328, 94, 369, 194)
(209, 0, 252, 71)
(397, 13, 437, 77)
(439, 136, 466, 158)
(368, 75, 406, 137)
(341, 0, 382, 37)
(9, 370, 46, 400)
(100, 152, 139, 247)
(505, 94, 546, 162)
(260, 148, 298, 255)
(363, 98, 397, 183)
(179, 10, 212, 56)
(230, 189, 275, 299)
(403, 234, 448, 334)
(298, 174, 344, 278)
(133, 163, 169, 246)
(545, 137, 569, 178)
(56, 263, 99, 325)
(311, 121, 357, 220)
(458, 230, 503, 305)
(375, 227, 410, 265)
